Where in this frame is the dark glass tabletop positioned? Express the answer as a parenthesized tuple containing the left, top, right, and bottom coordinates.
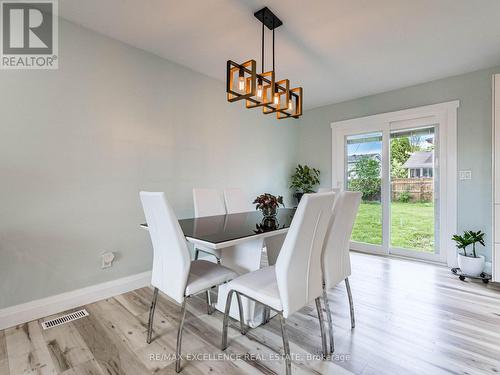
(178, 208, 296, 244)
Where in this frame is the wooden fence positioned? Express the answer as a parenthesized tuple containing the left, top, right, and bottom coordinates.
(391, 178, 433, 202)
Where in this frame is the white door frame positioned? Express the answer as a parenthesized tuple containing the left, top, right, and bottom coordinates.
(331, 100, 459, 266)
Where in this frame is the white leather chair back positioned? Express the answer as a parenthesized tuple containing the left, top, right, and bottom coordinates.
(318, 187, 341, 193)
(275, 192, 336, 318)
(140, 192, 191, 304)
(193, 188, 226, 217)
(224, 188, 251, 214)
(322, 191, 362, 289)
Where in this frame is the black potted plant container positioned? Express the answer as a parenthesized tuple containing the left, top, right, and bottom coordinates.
(294, 192, 304, 204)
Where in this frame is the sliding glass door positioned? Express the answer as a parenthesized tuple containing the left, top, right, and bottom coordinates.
(389, 126, 438, 257)
(345, 132, 383, 251)
(333, 113, 449, 263)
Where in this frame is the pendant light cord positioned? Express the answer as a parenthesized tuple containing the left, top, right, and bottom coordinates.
(272, 22, 275, 74)
(261, 21, 264, 74)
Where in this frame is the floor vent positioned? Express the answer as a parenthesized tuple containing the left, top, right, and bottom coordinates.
(41, 309, 89, 330)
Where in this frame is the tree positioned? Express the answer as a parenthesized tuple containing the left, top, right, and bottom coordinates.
(391, 137, 412, 165)
(349, 156, 381, 200)
(391, 158, 407, 178)
(390, 137, 421, 178)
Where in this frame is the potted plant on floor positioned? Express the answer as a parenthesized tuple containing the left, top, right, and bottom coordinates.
(452, 230, 486, 276)
(290, 164, 320, 203)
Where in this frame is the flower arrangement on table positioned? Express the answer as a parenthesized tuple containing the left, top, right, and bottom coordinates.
(253, 193, 284, 218)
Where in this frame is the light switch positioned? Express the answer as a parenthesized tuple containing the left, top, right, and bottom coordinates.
(459, 170, 472, 180)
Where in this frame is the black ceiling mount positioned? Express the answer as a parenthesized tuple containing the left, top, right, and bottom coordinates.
(254, 7, 282, 30)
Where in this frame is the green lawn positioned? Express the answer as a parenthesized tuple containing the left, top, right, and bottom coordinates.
(351, 201, 435, 252)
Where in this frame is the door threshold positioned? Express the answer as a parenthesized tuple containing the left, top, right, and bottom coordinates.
(351, 249, 448, 268)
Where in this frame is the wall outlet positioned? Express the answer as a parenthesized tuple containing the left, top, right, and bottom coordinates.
(101, 252, 115, 269)
(459, 170, 472, 180)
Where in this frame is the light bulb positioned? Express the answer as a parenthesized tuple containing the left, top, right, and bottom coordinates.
(257, 84, 263, 98)
(238, 76, 245, 91)
(274, 93, 279, 106)
(288, 100, 293, 111)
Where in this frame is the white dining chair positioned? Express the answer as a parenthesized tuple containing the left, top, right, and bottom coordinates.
(140, 191, 239, 373)
(264, 189, 341, 268)
(192, 188, 226, 262)
(321, 191, 362, 353)
(223, 188, 252, 214)
(221, 192, 336, 374)
(318, 187, 341, 193)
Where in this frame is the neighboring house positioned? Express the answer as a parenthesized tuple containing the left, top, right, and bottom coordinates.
(403, 151, 433, 178)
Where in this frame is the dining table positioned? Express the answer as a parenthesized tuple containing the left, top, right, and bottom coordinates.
(141, 207, 296, 328)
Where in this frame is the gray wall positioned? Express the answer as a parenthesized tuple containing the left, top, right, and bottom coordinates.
(297, 66, 500, 262)
(0, 20, 299, 309)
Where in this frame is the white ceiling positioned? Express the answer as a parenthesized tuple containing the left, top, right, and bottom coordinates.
(60, 0, 500, 110)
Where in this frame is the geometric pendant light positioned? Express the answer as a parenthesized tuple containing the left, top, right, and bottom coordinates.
(226, 7, 303, 119)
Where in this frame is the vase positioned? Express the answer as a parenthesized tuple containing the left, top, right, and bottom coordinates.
(255, 217, 279, 233)
(261, 206, 277, 218)
(457, 253, 485, 276)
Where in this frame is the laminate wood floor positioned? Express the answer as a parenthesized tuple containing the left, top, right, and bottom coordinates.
(2, 252, 500, 375)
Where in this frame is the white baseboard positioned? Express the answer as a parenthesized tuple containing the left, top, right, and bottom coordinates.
(0, 271, 151, 330)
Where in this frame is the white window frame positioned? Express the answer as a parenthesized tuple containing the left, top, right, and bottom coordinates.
(331, 100, 459, 266)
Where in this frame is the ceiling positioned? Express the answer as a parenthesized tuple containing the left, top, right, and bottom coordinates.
(60, 0, 500, 110)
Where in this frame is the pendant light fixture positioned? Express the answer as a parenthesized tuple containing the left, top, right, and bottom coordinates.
(226, 7, 303, 119)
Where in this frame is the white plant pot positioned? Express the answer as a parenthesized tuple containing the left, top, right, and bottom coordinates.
(457, 253, 485, 277)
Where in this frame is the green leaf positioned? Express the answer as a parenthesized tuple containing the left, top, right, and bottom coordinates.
(290, 164, 321, 193)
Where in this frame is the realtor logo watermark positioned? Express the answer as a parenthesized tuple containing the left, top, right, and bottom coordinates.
(1, 0, 58, 69)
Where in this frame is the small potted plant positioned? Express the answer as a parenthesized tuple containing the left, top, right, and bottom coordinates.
(253, 193, 284, 218)
(290, 164, 320, 203)
(452, 230, 486, 276)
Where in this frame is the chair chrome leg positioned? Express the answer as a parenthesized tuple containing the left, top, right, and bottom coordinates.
(345, 278, 355, 329)
(206, 289, 213, 315)
(279, 313, 292, 375)
(315, 297, 328, 359)
(221, 290, 234, 350)
(146, 287, 159, 344)
(323, 288, 334, 354)
(261, 306, 270, 325)
(175, 300, 187, 373)
(234, 292, 246, 335)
